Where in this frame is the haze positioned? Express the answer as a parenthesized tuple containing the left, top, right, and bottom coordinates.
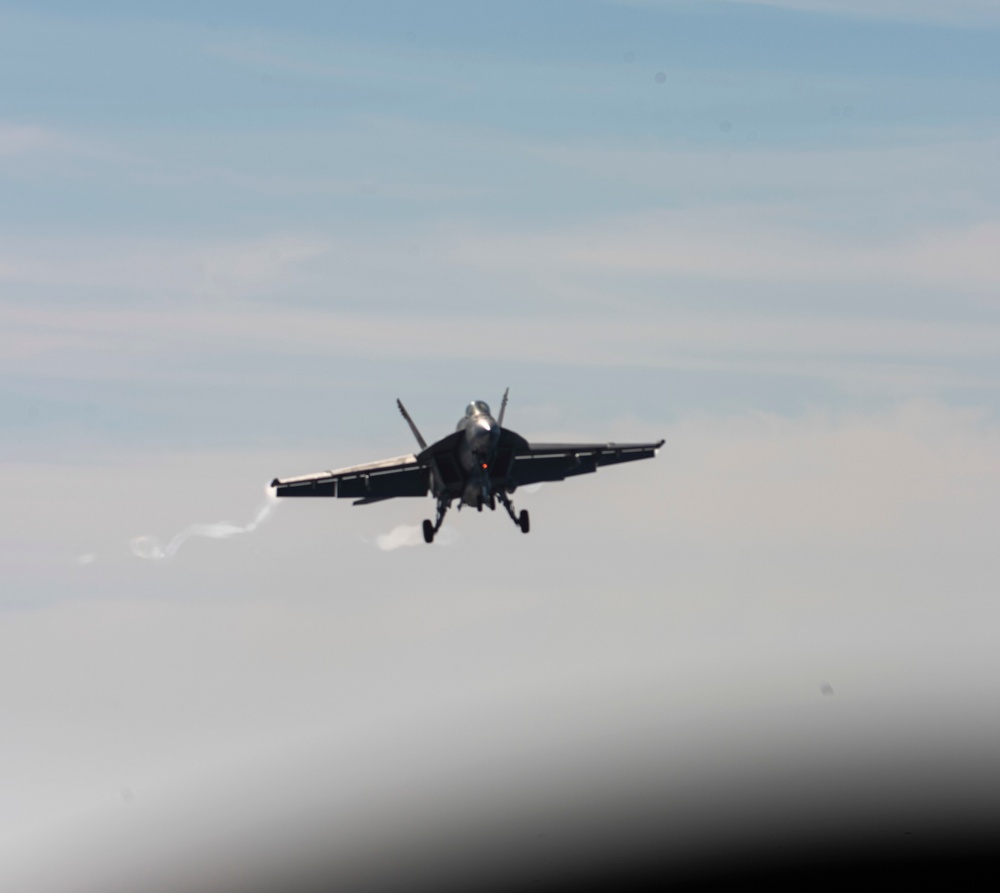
(2, 2, 999, 888)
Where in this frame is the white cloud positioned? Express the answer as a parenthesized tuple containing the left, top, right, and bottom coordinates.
(3, 301, 999, 396)
(0, 121, 124, 164)
(203, 41, 359, 81)
(656, 400, 1000, 544)
(1, 152, 998, 394)
(734, 0, 1000, 26)
(0, 234, 330, 298)
(450, 210, 1000, 293)
(0, 124, 63, 157)
(619, 0, 1000, 26)
(2, 401, 1000, 888)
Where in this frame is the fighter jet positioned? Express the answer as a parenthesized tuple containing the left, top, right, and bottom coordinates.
(271, 391, 664, 543)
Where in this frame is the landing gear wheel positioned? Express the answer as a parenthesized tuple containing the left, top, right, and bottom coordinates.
(424, 497, 452, 543)
(518, 509, 530, 533)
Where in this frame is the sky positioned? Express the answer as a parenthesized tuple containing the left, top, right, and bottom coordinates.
(2, 1, 1000, 888)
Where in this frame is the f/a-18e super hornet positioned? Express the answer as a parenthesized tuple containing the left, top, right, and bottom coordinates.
(271, 391, 664, 543)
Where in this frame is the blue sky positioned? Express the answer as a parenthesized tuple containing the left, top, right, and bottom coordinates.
(3, 2, 1000, 886)
(3, 0, 999, 462)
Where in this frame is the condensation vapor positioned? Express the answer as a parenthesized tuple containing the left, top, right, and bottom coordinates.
(372, 486, 539, 550)
(376, 524, 457, 551)
(130, 488, 278, 560)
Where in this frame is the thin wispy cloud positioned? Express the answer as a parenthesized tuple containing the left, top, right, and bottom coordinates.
(4, 303, 1000, 395)
(7, 301, 1000, 359)
(450, 211, 1000, 293)
(655, 400, 1000, 545)
(4, 2, 1000, 885)
(0, 123, 63, 157)
(731, 0, 1000, 26)
(0, 234, 330, 296)
(0, 121, 127, 163)
(3, 207, 997, 308)
(203, 42, 359, 81)
(621, 0, 1000, 26)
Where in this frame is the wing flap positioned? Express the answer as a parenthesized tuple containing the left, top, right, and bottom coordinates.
(505, 439, 664, 486)
(272, 454, 429, 500)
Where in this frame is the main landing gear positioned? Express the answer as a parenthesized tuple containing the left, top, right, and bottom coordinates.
(422, 497, 451, 544)
(422, 492, 530, 543)
(499, 491, 530, 534)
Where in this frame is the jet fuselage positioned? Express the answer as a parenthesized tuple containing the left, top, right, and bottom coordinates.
(455, 400, 501, 506)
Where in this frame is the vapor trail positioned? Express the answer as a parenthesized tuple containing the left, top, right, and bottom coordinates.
(130, 488, 278, 560)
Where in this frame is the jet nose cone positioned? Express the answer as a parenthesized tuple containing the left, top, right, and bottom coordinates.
(470, 416, 500, 456)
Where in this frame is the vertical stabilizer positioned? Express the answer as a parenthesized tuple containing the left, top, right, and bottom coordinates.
(396, 399, 428, 450)
(498, 387, 509, 427)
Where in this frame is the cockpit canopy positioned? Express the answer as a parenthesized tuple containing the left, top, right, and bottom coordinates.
(465, 400, 491, 417)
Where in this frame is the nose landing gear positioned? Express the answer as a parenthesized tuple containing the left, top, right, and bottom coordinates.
(475, 493, 497, 513)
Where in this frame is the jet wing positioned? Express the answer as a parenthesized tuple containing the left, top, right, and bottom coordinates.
(500, 439, 665, 487)
(271, 454, 430, 504)
(416, 430, 466, 497)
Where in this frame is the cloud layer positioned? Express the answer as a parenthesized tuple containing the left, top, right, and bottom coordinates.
(628, 0, 1000, 26)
